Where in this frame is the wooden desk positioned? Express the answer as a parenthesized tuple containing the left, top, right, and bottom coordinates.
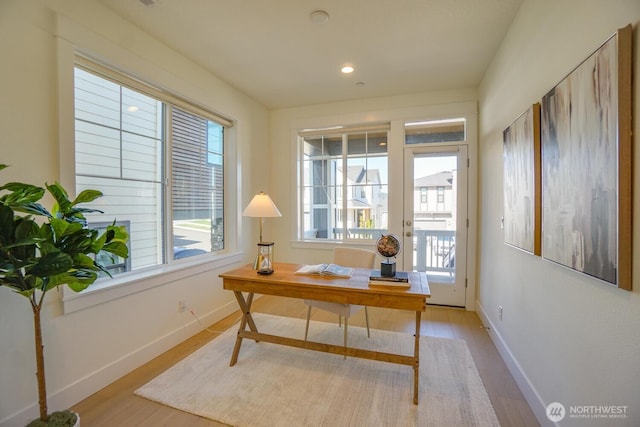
(219, 262, 430, 404)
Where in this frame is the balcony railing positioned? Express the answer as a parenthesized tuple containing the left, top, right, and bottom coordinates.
(331, 227, 388, 240)
(322, 227, 455, 276)
(414, 229, 455, 275)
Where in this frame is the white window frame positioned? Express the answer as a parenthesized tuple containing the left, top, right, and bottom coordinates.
(57, 47, 242, 314)
(297, 123, 390, 243)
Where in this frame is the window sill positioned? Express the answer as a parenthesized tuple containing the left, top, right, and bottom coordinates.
(61, 251, 244, 314)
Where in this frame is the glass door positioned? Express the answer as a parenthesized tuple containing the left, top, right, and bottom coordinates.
(403, 147, 467, 307)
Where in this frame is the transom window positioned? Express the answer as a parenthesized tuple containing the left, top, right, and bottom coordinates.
(404, 118, 466, 144)
(299, 125, 389, 241)
(74, 60, 229, 277)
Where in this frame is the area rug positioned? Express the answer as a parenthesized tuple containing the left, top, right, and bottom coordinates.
(135, 314, 500, 427)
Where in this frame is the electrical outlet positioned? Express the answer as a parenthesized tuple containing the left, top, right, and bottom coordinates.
(498, 305, 503, 321)
(179, 300, 187, 313)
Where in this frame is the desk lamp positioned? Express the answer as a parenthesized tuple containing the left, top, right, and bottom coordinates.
(242, 191, 282, 274)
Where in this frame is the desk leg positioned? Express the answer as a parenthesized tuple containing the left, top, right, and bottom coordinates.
(234, 291, 258, 332)
(230, 291, 258, 366)
(413, 311, 422, 405)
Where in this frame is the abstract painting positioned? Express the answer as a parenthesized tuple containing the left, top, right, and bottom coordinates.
(541, 25, 632, 289)
(503, 103, 541, 255)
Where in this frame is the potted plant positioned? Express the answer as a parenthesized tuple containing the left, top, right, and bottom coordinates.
(0, 164, 129, 426)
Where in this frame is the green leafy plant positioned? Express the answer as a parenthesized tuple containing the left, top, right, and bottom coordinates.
(0, 164, 129, 425)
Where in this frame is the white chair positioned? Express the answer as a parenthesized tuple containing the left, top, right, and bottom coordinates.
(304, 247, 377, 354)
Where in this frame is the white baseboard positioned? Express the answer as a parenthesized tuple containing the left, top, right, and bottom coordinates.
(0, 300, 238, 427)
(476, 300, 554, 427)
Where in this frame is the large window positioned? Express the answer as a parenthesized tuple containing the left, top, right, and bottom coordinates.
(299, 126, 388, 241)
(74, 61, 228, 276)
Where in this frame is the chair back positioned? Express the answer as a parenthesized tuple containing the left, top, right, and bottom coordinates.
(333, 247, 377, 269)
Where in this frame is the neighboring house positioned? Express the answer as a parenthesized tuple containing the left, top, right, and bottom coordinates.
(345, 165, 385, 231)
(303, 163, 387, 239)
(413, 170, 456, 231)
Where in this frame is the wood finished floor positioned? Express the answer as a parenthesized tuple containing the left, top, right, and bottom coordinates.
(72, 296, 540, 426)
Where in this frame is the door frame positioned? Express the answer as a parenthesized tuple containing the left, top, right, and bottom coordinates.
(403, 145, 468, 307)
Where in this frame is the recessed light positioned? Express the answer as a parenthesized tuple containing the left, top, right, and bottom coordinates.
(310, 10, 330, 25)
(341, 65, 354, 74)
(356, 81, 365, 86)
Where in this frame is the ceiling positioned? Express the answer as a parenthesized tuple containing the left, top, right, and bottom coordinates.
(96, 0, 523, 109)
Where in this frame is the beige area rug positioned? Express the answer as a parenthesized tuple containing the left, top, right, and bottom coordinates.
(135, 314, 500, 427)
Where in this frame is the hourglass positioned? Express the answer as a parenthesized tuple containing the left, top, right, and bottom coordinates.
(255, 242, 274, 275)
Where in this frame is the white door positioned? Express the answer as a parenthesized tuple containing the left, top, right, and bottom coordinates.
(403, 147, 468, 307)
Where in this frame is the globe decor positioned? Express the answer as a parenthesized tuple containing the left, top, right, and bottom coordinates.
(376, 234, 401, 277)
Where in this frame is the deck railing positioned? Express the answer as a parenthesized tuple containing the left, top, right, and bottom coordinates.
(325, 227, 455, 276)
(331, 227, 388, 240)
(414, 229, 455, 274)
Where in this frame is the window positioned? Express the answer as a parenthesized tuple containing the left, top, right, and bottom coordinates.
(420, 187, 427, 204)
(437, 186, 445, 204)
(405, 118, 466, 144)
(74, 60, 230, 278)
(299, 125, 388, 241)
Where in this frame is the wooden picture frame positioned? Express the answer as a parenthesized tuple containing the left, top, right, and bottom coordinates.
(503, 103, 541, 255)
(540, 25, 632, 290)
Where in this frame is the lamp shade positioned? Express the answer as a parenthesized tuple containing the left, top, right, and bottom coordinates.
(242, 192, 282, 218)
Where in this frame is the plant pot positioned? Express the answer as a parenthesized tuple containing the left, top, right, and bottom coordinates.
(26, 410, 79, 427)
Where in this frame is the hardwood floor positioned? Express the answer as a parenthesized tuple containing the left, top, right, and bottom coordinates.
(72, 296, 540, 426)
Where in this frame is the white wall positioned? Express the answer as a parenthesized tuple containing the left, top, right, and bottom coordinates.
(478, 1, 640, 426)
(0, 1, 269, 425)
